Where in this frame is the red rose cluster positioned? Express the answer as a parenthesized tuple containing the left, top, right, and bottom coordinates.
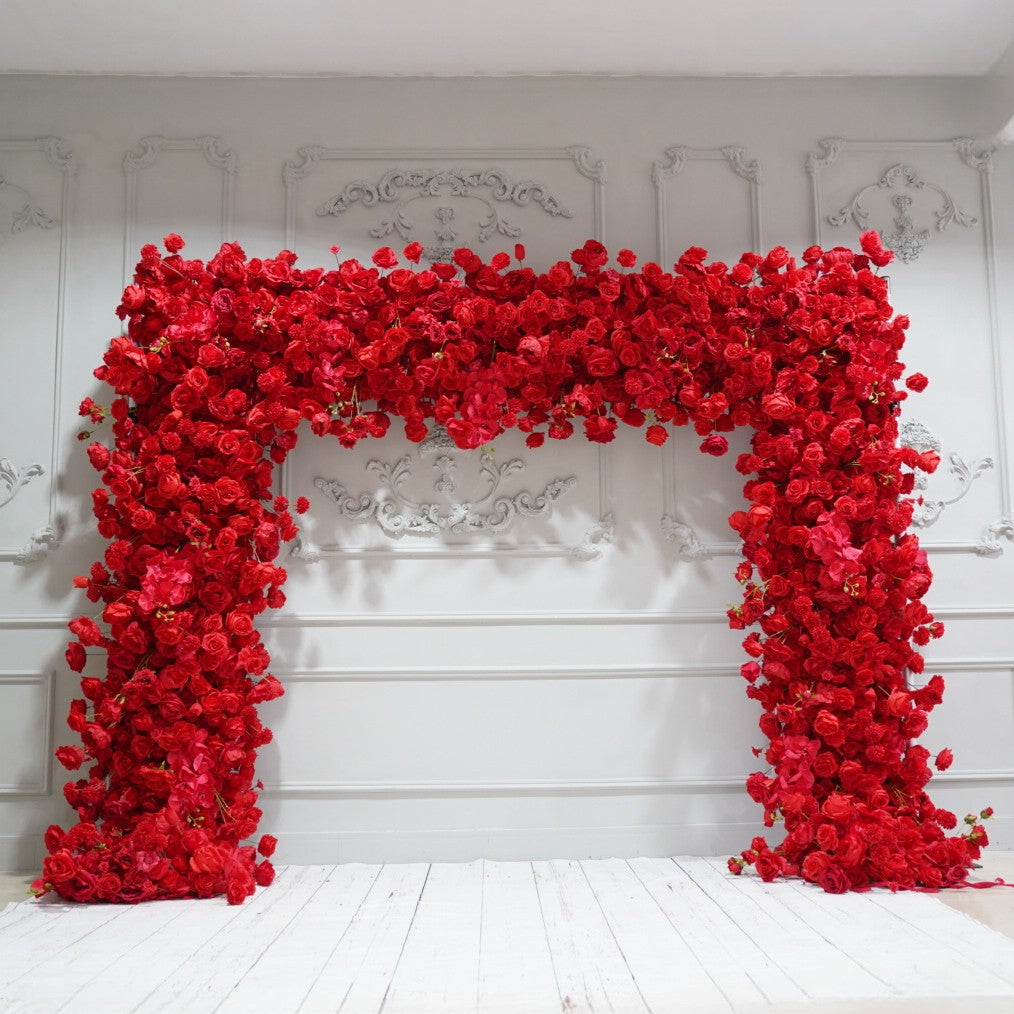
(39, 230, 991, 904)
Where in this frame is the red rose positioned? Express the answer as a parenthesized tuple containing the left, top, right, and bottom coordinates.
(583, 415, 617, 443)
(801, 851, 832, 882)
(645, 425, 668, 446)
(761, 392, 795, 420)
(163, 233, 185, 253)
(817, 865, 851, 894)
(617, 249, 637, 268)
(257, 833, 278, 858)
(699, 434, 728, 456)
(754, 851, 787, 882)
(55, 745, 85, 770)
(402, 242, 424, 263)
(525, 432, 545, 449)
(814, 710, 845, 747)
(859, 230, 892, 267)
(69, 616, 104, 647)
(43, 849, 79, 885)
(372, 247, 398, 269)
(585, 348, 619, 377)
(905, 372, 929, 392)
(822, 793, 853, 824)
(65, 642, 87, 672)
(762, 246, 790, 269)
(935, 748, 954, 771)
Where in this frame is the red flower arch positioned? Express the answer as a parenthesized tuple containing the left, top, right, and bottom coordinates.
(40, 233, 993, 904)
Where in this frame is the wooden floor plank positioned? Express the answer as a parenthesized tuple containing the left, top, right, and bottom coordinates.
(476, 860, 560, 1014)
(581, 858, 734, 1013)
(0, 899, 57, 936)
(135, 865, 334, 1013)
(0, 900, 128, 990)
(208, 864, 380, 1013)
(775, 878, 1013, 997)
(533, 858, 648, 1013)
(48, 896, 241, 1014)
(694, 858, 895, 1002)
(382, 860, 484, 1014)
(16, 899, 202, 1012)
(627, 857, 783, 1007)
(296, 862, 429, 1013)
(3, 858, 1013, 1012)
(866, 890, 1014, 988)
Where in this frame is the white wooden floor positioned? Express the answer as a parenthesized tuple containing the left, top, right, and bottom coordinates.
(4, 858, 1014, 1013)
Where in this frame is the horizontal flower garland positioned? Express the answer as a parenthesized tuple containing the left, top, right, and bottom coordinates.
(36, 232, 993, 904)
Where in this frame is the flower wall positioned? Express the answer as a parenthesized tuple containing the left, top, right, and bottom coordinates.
(36, 231, 994, 902)
(1, 73, 1012, 882)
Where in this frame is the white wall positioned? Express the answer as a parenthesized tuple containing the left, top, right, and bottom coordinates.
(0, 73, 1012, 869)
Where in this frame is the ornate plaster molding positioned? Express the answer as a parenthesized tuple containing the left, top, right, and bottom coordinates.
(900, 419, 993, 528)
(282, 145, 607, 250)
(289, 426, 614, 562)
(828, 163, 976, 263)
(123, 135, 237, 176)
(952, 137, 994, 174)
(14, 517, 63, 566)
(721, 146, 762, 184)
(660, 514, 710, 560)
(978, 514, 1014, 557)
(282, 145, 325, 186)
(0, 459, 44, 510)
(316, 167, 574, 261)
(566, 145, 607, 184)
(571, 513, 615, 561)
(0, 173, 57, 241)
(314, 446, 577, 537)
(805, 137, 846, 176)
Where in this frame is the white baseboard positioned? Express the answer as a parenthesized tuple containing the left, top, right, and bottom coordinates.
(258, 814, 1014, 865)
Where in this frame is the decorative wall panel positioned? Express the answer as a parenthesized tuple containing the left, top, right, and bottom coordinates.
(808, 137, 1010, 554)
(0, 671, 53, 795)
(282, 146, 606, 266)
(123, 135, 237, 282)
(0, 138, 74, 565)
(652, 145, 762, 268)
(289, 427, 614, 562)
